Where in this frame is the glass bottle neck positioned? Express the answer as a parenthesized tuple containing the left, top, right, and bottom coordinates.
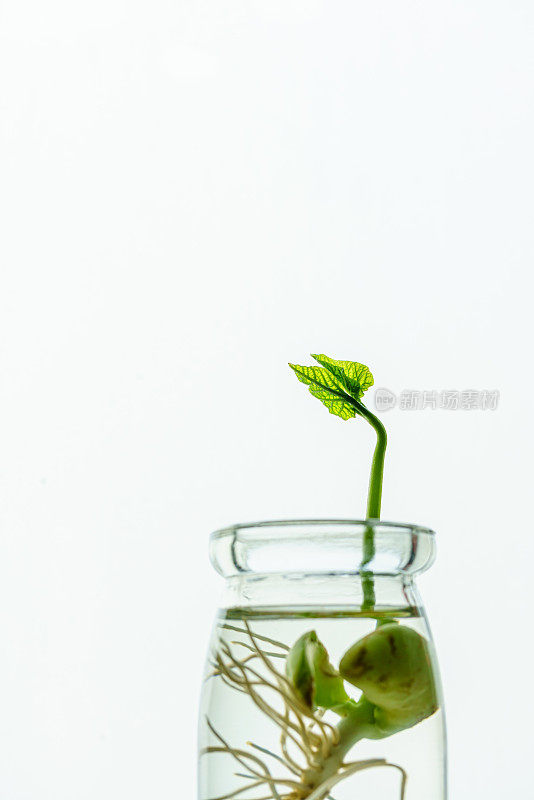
(218, 573, 423, 616)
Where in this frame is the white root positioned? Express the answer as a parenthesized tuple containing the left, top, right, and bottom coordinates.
(203, 623, 409, 800)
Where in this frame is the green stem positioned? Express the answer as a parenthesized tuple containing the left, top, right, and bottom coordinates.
(353, 401, 387, 610)
(304, 698, 378, 791)
(355, 401, 387, 520)
(292, 375, 387, 520)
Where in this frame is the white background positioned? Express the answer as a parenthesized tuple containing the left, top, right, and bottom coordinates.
(1, 1, 533, 798)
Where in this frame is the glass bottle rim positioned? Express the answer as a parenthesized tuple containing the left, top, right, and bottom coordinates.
(210, 518, 436, 579)
(211, 518, 435, 540)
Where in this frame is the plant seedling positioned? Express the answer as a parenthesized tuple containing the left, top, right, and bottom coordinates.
(203, 355, 439, 800)
(289, 354, 386, 607)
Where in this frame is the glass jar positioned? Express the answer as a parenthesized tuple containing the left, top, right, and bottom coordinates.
(198, 520, 447, 800)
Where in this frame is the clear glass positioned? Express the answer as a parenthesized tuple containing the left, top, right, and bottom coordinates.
(199, 521, 447, 800)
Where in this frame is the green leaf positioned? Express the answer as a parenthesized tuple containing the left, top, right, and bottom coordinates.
(286, 631, 349, 710)
(311, 354, 374, 401)
(288, 355, 374, 421)
(288, 363, 358, 420)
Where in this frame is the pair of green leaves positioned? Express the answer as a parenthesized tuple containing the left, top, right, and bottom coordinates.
(289, 354, 374, 421)
(286, 624, 437, 735)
